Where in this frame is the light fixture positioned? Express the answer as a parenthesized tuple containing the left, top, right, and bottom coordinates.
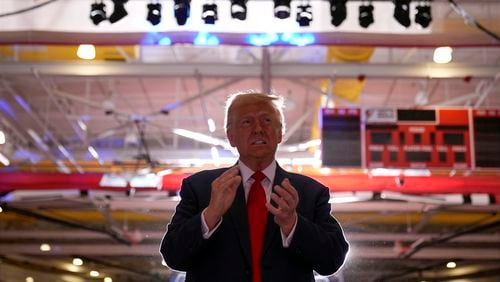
(174, 0, 191, 25)
(147, 2, 162, 26)
(77, 119, 87, 131)
(433, 46, 453, 64)
(393, 0, 411, 27)
(274, 0, 292, 19)
(0, 129, 5, 144)
(90, 270, 100, 277)
(202, 2, 218, 24)
(0, 152, 9, 166)
(359, 1, 374, 28)
(296, 3, 313, 27)
(90, 1, 107, 25)
(77, 44, 96, 60)
(330, 0, 347, 27)
(40, 243, 51, 252)
(446, 261, 457, 269)
(230, 0, 248, 20)
(109, 0, 128, 23)
(72, 258, 84, 266)
(415, 1, 432, 28)
(211, 146, 221, 167)
(173, 128, 231, 149)
(207, 118, 216, 132)
(88, 146, 100, 160)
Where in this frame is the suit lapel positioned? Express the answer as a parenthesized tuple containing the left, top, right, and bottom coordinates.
(262, 165, 287, 257)
(227, 181, 252, 266)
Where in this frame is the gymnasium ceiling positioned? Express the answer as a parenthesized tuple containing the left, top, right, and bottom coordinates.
(0, 0, 500, 281)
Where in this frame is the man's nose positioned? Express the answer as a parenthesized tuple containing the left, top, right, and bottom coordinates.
(253, 120, 264, 132)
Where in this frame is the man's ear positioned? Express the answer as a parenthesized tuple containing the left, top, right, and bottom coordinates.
(227, 130, 236, 147)
(277, 128, 283, 144)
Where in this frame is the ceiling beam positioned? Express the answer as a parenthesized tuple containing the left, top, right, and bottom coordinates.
(1, 62, 498, 79)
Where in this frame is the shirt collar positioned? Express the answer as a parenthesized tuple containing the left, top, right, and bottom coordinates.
(238, 160, 276, 184)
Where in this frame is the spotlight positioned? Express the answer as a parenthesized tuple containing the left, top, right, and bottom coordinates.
(90, 1, 106, 25)
(109, 0, 128, 23)
(147, 2, 162, 26)
(202, 3, 218, 24)
(274, 0, 291, 19)
(174, 0, 191, 25)
(296, 4, 313, 27)
(393, 0, 411, 27)
(359, 2, 374, 28)
(330, 0, 347, 27)
(415, 2, 432, 28)
(231, 0, 248, 21)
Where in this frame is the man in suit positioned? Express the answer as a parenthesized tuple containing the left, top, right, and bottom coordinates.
(160, 92, 349, 282)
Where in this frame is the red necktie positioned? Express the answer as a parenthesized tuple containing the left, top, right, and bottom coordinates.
(247, 171, 267, 282)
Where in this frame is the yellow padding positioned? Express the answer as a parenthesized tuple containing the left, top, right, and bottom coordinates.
(0, 45, 137, 61)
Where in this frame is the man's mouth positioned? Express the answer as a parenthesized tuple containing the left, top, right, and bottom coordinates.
(252, 140, 267, 145)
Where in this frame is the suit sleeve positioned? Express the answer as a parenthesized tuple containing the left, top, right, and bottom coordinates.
(160, 177, 206, 271)
(288, 183, 349, 276)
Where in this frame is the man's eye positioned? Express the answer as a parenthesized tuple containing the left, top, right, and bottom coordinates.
(240, 119, 251, 126)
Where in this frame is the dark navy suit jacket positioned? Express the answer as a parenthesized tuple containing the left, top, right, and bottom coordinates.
(160, 164, 349, 282)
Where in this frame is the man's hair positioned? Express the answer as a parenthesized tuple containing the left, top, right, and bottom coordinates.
(224, 91, 286, 133)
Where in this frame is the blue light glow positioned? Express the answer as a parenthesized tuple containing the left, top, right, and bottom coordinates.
(13, 149, 42, 163)
(246, 33, 279, 46)
(141, 32, 172, 45)
(194, 32, 220, 46)
(158, 37, 172, 46)
(14, 95, 31, 112)
(0, 99, 15, 118)
(281, 33, 316, 46)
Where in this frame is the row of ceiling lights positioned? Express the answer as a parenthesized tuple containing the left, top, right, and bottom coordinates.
(90, 0, 432, 28)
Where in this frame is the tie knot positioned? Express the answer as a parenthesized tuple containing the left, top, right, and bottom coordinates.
(251, 171, 266, 182)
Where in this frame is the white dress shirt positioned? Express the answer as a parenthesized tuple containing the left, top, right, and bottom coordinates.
(201, 160, 297, 247)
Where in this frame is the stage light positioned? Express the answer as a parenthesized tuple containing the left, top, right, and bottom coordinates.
(147, 2, 162, 26)
(77, 44, 96, 60)
(296, 4, 313, 27)
(415, 1, 432, 28)
(231, 0, 248, 20)
(174, 0, 191, 25)
(274, 0, 292, 19)
(433, 46, 452, 64)
(330, 0, 347, 27)
(202, 3, 218, 24)
(109, 0, 128, 23)
(90, 1, 106, 25)
(393, 0, 411, 27)
(359, 2, 374, 28)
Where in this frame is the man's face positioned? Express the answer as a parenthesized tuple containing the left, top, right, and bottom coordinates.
(227, 101, 282, 166)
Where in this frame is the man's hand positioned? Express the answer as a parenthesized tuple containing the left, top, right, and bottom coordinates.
(266, 178, 299, 236)
(204, 166, 242, 230)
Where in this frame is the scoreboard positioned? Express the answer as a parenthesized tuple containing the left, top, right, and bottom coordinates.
(322, 108, 500, 169)
(473, 109, 500, 168)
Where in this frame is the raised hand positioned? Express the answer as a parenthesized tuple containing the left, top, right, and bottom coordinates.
(266, 178, 299, 236)
(204, 166, 242, 229)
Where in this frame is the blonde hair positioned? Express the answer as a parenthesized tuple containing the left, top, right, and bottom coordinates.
(224, 91, 286, 133)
